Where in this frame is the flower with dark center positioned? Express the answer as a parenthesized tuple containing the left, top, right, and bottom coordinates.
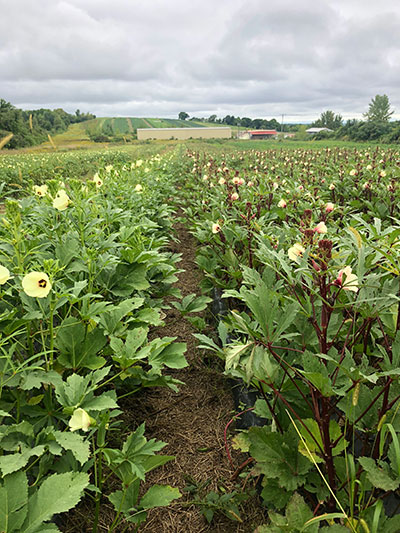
(22, 272, 51, 298)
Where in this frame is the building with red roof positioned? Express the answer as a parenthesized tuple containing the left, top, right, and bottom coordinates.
(248, 130, 277, 139)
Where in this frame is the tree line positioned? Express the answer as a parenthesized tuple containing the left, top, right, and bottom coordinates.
(308, 95, 400, 142)
(0, 100, 96, 148)
(179, 111, 283, 131)
(179, 95, 400, 142)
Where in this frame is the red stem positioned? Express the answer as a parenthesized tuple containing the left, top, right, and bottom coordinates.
(224, 407, 255, 468)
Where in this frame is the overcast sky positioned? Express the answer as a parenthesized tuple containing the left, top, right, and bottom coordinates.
(1, 0, 400, 122)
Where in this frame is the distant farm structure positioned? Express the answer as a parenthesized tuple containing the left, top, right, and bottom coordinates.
(238, 129, 278, 140)
(137, 127, 232, 140)
(248, 129, 277, 139)
(306, 127, 333, 135)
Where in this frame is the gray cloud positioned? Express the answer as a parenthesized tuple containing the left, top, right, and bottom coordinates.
(1, 0, 399, 121)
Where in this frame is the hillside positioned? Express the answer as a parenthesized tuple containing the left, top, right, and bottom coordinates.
(90, 117, 227, 134)
(34, 117, 232, 150)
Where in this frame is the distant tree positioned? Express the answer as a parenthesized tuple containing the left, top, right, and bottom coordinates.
(294, 125, 309, 141)
(240, 117, 252, 128)
(251, 118, 263, 129)
(0, 99, 14, 111)
(312, 110, 342, 130)
(178, 111, 189, 121)
(208, 114, 217, 123)
(265, 118, 280, 130)
(0, 99, 95, 148)
(336, 118, 392, 141)
(222, 115, 235, 125)
(364, 94, 394, 123)
(386, 121, 400, 142)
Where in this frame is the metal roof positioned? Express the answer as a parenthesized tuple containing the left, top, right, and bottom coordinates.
(136, 127, 231, 132)
(306, 127, 333, 133)
(249, 130, 277, 134)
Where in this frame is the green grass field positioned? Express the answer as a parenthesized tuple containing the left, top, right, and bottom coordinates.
(98, 116, 235, 132)
(10, 116, 396, 153)
(25, 117, 236, 150)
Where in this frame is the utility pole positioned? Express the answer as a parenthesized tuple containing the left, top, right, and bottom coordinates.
(281, 114, 285, 133)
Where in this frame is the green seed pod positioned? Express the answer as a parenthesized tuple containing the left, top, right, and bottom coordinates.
(352, 382, 360, 407)
(377, 414, 387, 433)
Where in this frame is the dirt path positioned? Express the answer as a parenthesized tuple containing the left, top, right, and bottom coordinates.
(124, 220, 264, 532)
(142, 118, 153, 128)
(127, 118, 134, 133)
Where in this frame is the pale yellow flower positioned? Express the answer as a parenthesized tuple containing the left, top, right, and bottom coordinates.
(231, 192, 239, 201)
(212, 222, 221, 234)
(68, 408, 91, 432)
(92, 173, 103, 188)
(22, 272, 51, 297)
(136, 160, 143, 168)
(315, 222, 327, 234)
(278, 199, 287, 208)
(33, 184, 48, 197)
(0, 265, 11, 285)
(337, 266, 358, 293)
(288, 243, 305, 262)
(325, 202, 334, 213)
(53, 192, 70, 211)
(134, 184, 143, 193)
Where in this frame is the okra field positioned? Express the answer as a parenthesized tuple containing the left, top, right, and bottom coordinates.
(1, 141, 400, 532)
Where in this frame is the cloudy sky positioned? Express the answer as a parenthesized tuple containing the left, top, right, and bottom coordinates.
(1, 0, 400, 122)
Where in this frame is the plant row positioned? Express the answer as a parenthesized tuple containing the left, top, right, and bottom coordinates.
(0, 144, 171, 195)
(0, 154, 186, 532)
(180, 146, 400, 532)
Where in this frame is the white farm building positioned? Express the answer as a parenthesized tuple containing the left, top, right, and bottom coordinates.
(306, 127, 333, 134)
(137, 127, 232, 141)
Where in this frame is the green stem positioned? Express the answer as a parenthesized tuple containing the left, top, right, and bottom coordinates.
(117, 387, 142, 401)
(97, 369, 124, 390)
(92, 438, 103, 533)
(13, 226, 24, 274)
(26, 322, 34, 357)
(38, 301, 49, 370)
(48, 298, 55, 368)
(108, 488, 127, 532)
